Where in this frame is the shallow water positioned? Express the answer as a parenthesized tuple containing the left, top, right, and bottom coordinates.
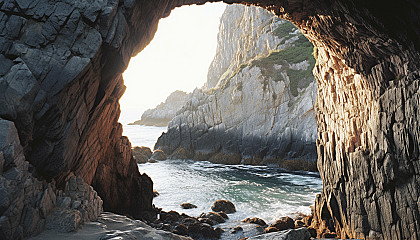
(124, 125, 322, 225)
(139, 160, 322, 224)
(123, 124, 167, 149)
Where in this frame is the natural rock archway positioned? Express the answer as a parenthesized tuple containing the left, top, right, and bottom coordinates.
(0, 0, 419, 239)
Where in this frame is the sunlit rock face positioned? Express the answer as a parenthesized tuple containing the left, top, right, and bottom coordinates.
(130, 90, 190, 127)
(155, 5, 318, 170)
(0, 0, 419, 239)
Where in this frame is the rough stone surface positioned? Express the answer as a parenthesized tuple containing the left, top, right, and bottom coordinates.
(155, 5, 318, 170)
(31, 212, 192, 240)
(243, 217, 267, 226)
(151, 150, 167, 161)
(211, 199, 236, 214)
(133, 146, 153, 164)
(130, 90, 190, 127)
(45, 209, 82, 233)
(0, 118, 102, 239)
(180, 203, 197, 209)
(248, 227, 311, 240)
(0, 0, 419, 239)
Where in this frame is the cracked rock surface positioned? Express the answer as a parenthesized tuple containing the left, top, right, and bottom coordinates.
(0, 0, 419, 239)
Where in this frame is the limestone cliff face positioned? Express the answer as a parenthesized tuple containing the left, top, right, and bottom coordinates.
(130, 90, 190, 127)
(0, 0, 419, 239)
(155, 5, 318, 170)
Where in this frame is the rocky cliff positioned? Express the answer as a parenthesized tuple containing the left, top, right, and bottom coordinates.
(155, 5, 318, 170)
(130, 90, 190, 127)
(0, 0, 419, 239)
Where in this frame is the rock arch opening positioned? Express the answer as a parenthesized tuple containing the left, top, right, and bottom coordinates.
(0, 0, 419, 239)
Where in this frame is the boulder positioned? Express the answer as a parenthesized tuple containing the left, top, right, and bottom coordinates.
(199, 212, 226, 225)
(151, 150, 167, 160)
(180, 203, 197, 209)
(243, 217, 267, 226)
(187, 222, 222, 239)
(265, 217, 295, 233)
(173, 224, 188, 236)
(211, 199, 236, 214)
(132, 146, 152, 164)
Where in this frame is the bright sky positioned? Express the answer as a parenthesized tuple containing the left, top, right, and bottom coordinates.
(119, 3, 227, 124)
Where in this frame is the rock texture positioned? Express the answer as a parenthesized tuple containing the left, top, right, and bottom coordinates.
(156, 5, 318, 170)
(0, 0, 156, 233)
(0, 0, 419, 239)
(30, 212, 192, 240)
(0, 118, 102, 238)
(130, 90, 190, 127)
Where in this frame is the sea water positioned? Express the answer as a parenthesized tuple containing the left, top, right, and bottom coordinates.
(123, 124, 322, 225)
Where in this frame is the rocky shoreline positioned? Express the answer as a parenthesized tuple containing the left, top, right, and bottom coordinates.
(28, 197, 337, 240)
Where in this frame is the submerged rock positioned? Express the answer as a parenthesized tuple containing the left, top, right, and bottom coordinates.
(180, 203, 197, 209)
(211, 200, 236, 214)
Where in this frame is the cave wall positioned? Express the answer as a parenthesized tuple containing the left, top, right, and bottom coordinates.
(0, 0, 419, 239)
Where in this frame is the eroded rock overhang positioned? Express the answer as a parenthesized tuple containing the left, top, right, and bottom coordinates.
(0, 0, 419, 239)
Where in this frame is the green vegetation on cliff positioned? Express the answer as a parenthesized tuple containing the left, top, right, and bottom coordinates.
(251, 35, 315, 96)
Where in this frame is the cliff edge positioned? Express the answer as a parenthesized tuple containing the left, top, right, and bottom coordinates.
(155, 5, 318, 170)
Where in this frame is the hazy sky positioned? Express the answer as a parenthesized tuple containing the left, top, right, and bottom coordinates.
(119, 3, 227, 124)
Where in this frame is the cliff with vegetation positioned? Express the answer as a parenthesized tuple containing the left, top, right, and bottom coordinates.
(130, 90, 190, 127)
(155, 5, 318, 170)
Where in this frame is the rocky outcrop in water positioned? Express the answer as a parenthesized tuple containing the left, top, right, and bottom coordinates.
(155, 5, 317, 170)
(1, 0, 419, 239)
(130, 90, 190, 127)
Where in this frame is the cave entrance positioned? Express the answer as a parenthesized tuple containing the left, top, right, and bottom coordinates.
(118, 2, 321, 236)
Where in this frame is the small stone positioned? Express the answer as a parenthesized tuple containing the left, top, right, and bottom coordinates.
(231, 226, 243, 233)
(180, 203, 197, 209)
(243, 217, 267, 226)
(211, 199, 236, 213)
